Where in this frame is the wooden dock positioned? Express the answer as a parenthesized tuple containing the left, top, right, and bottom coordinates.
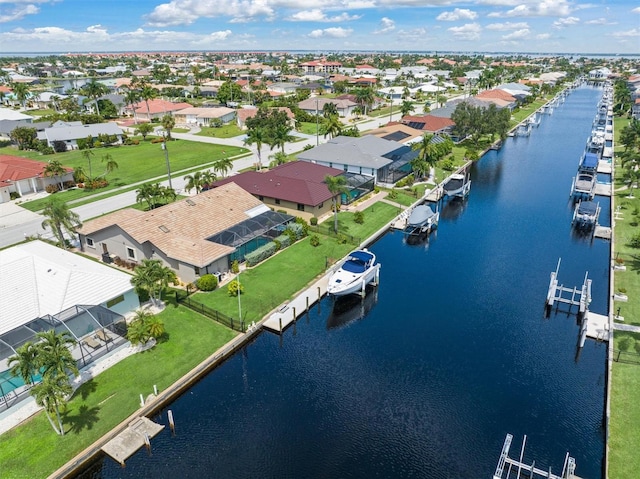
(101, 417, 164, 466)
(594, 182, 611, 197)
(262, 275, 329, 334)
(597, 161, 612, 174)
(425, 186, 443, 202)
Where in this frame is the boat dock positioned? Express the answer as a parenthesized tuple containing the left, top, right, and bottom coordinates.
(262, 274, 329, 333)
(593, 182, 612, 197)
(493, 434, 582, 479)
(101, 417, 164, 466)
(584, 312, 609, 341)
(594, 225, 612, 239)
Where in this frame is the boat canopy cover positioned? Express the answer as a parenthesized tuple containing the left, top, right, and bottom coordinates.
(408, 205, 436, 226)
(581, 153, 599, 169)
(577, 201, 598, 216)
(343, 250, 374, 273)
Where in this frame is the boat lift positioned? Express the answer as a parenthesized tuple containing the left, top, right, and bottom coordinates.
(493, 434, 580, 479)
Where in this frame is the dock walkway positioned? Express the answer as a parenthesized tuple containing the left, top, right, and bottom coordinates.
(101, 417, 164, 466)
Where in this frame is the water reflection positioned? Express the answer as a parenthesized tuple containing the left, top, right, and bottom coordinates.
(326, 288, 379, 330)
(439, 197, 469, 221)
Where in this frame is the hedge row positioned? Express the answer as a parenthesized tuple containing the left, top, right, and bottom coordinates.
(245, 242, 278, 267)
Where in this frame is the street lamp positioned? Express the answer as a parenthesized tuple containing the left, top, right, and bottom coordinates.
(389, 89, 395, 122)
(315, 97, 319, 146)
(161, 131, 173, 190)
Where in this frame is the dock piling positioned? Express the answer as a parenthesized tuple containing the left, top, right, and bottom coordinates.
(168, 410, 175, 435)
(139, 394, 144, 408)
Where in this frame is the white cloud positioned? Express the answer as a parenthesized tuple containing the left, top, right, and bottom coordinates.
(584, 18, 616, 26)
(396, 27, 427, 42)
(373, 17, 395, 34)
(553, 17, 580, 29)
(488, 0, 572, 18)
(633, 7, 640, 14)
(485, 22, 528, 31)
(145, 0, 274, 26)
(287, 9, 360, 22)
(436, 8, 478, 22)
(308, 27, 352, 38)
(611, 28, 640, 38)
(448, 23, 481, 41)
(502, 28, 530, 40)
(536, 33, 551, 40)
(0, 4, 39, 23)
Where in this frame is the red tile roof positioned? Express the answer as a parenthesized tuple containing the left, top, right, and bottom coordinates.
(129, 99, 193, 115)
(212, 161, 343, 206)
(476, 89, 516, 102)
(0, 155, 73, 185)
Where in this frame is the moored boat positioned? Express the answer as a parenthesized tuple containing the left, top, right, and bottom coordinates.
(327, 249, 380, 297)
(572, 200, 600, 229)
(443, 173, 471, 198)
(571, 171, 597, 200)
(404, 204, 439, 237)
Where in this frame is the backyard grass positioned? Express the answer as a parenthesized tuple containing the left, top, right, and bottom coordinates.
(195, 202, 399, 321)
(609, 114, 640, 478)
(0, 303, 238, 479)
(3, 140, 248, 212)
(298, 121, 320, 136)
(510, 99, 548, 125)
(195, 124, 244, 139)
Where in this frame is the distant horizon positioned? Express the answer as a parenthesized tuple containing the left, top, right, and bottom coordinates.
(0, 1, 638, 55)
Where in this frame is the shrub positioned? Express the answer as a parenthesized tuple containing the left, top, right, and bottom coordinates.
(387, 189, 398, 200)
(274, 233, 291, 249)
(45, 184, 59, 193)
(273, 239, 281, 251)
(151, 137, 164, 144)
(227, 279, 244, 297)
(295, 217, 309, 236)
(354, 211, 364, 224)
(287, 222, 306, 240)
(245, 241, 278, 266)
(196, 274, 218, 291)
(231, 260, 239, 274)
(9, 191, 20, 200)
(310, 235, 320, 247)
(618, 287, 627, 295)
(629, 232, 640, 249)
(441, 159, 455, 171)
(336, 233, 348, 244)
(310, 216, 318, 226)
(63, 180, 76, 189)
(52, 140, 67, 153)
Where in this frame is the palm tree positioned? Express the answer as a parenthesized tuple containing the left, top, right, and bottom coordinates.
(136, 182, 157, 210)
(81, 148, 95, 179)
(244, 127, 267, 170)
(43, 159, 67, 191)
(355, 87, 375, 115)
(324, 175, 349, 233)
(140, 84, 158, 121)
(270, 124, 294, 153)
(36, 330, 79, 380)
(130, 259, 177, 307)
(323, 114, 343, 139)
(100, 153, 119, 179)
(411, 133, 438, 180)
(80, 79, 109, 116)
(41, 196, 81, 250)
(269, 151, 288, 168)
(212, 157, 233, 177)
(161, 114, 176, 140)
(323, 102, 338, 118)
(8, 342, 39, 386)
(400, 100, 415, 117)
(123, 88, 141, 124)
(184, 171, 205, 194)
(201, 169, 216, 190)
(10, 82, 30, 109)
(32, 374, 73, 435)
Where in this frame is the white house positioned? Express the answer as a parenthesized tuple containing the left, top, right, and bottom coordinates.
(37, 120, 124, 150)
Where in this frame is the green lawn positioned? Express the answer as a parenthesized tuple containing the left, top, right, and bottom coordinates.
(196, 203, 398, 321)
(195, 124, 244, 139)
(298, 121, 320, 136)
(3, 140, 248, 212)
(510, 99, 548, 124)
(609, 114, 640, 478)
(0, 303, 238, 479)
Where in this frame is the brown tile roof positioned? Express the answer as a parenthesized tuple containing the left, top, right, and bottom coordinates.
(0, 155, 73, 184)
(365, 123, 425, 143)
(78, 183, 263, 267)
(212, 161, 343, 206)
(129, 99, 193, 115)
(399, 115, 455, 132)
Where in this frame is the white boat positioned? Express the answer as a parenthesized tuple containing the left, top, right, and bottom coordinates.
(572, 200, 600, 229)
(404, 204, 439, 236)
(443, 173, 471, 198)
(327, 249, 380, 297)
(571, 171, 597, 200)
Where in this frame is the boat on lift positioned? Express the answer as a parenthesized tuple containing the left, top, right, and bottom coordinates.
(572, 200, 600, 229)
(327, 249, 380, 297)
(403, 204, 439, 237)
(443, 173, 471, 198)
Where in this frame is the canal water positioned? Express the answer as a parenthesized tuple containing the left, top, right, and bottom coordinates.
(79, 85, 607, 479)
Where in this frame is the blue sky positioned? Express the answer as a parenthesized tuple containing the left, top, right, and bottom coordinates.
(0, 0, 638, 54)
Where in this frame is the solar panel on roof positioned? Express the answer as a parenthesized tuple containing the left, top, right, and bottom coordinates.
(383, 131, 411, 142)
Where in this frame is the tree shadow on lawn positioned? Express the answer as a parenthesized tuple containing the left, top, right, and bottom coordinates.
(63, 404, 100, 434)
(76, 379, 98, 401)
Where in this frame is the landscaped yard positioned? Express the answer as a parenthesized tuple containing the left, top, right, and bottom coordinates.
(608, 114, 640, 478)
(0, 302, 238, 479)
(298, 121, 320, 136)
(195, 124, 244, 139)
(2, 140, 249, 211)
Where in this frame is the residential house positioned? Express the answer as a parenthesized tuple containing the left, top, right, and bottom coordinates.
(37, 120, 124, 151)
(364, 124, 426, 145)
(297, 135, 417, 185)
(0, 108, 32, 122)
(266, 82, 299, 95)
(173, 106, 236, 127)
(298, 97, 358, 118)
(399, 115, 455, 135)
(632, 98, 640, 120)
(76, 182, 294, 283)
(0, 155, 74, 202)
(0, 119, 51, 142)
(299, 61, 342, 74)
(123, 98, 192, 122)
(211, 161, 345, 220)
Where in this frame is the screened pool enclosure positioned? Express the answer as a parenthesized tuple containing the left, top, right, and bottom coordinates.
(0, 304, 127, 410)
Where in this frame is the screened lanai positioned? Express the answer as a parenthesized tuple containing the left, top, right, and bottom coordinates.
(207, 210, 294, 263)
(0, 305, 127, 410)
